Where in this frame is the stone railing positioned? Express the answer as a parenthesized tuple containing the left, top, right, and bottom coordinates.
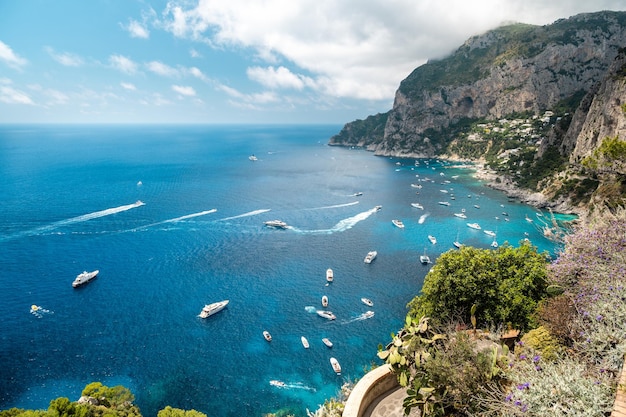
(612, 358, 626, 416)
(343, 364, 399, 417)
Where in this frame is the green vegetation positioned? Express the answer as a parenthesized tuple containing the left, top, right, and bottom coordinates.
(408, 242, 549, 331)
(582, 136, 626, 174)
(329, 112, 388, 147)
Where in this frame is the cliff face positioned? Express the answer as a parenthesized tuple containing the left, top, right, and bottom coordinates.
(331, 11, 626, 161)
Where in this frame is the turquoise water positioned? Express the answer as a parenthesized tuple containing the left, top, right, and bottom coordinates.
(0, 125, 562, 416)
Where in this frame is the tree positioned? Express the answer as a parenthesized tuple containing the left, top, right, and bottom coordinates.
(157, 407, 206, 417)
(408, 241, 549, 330)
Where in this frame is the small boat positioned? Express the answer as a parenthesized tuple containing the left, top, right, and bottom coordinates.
(420, 249, 431, 264)
(361, 297, 373, 307)
(322, 295, 328, 307)
(249, 154, 258, 161)
(374, 205, 382, 211)
(392, 219, 405, 228)
(322, 338, 333, 348)
(474, 205, 480, 209)
(491, 238, 499, 248)
(438, 201, 451, 206)
(411, 183, 422, 189)
(330, 357, 342, 375)
(354, 192, 363, 196)
(484, 230, 496, 237)
(198, 299, 229, 318)
(364, 310, 375, 319)
(439, 189, 448, 193)
(428, 235, 437, 244)
(72, 270, 99, 288)
(364, 251, 377, 264)
(263, 331, 272, 342)
(270, 380, 286, 388)
(453, 212, 467, 219)
(326, 268, 334, 282)
(467, 222, 481, 230)
(453, 240, 462, 248)
(316, 310, 336, 320)
(301, 336, 310, 349)
(525, 215, 534, 223)
(411, 203, 424, 210)
(264, 220, 288, 229)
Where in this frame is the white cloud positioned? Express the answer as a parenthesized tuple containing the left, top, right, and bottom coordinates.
(159, 0, 626, 101)
(146, 61, 180, 77)
(188, 67, 208, 82)
(0, 86, 34, 104)
(0, 40, 27, 69)
(109, 54, 138, 74)
(217, 83, 278, 109)
(126, 19, 150, 39)
(247, 66, 314, 90)
(121, 82, 137, 91)
(190, 48, 201, 58)
(172, 85, 196, 96)
(45, 47, 83, 66)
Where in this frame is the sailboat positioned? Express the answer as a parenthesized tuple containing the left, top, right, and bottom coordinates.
(453, 230, 462, 248)
(491, 236, 498, 248)
(420, 248, 431, 264)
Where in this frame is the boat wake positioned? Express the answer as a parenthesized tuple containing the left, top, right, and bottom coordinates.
(219, 209, 271, 221)
(305, 201, 359, 210)
(1, 201, 145, 241)
(418, 213, 429, 224)
(341, 311, 375, 324)
(164, 209, 218, 223)
(30, 305, 53, 318)
(292, 206, 378, 235)
(270, 380, 316, 392)
(304, 306, 317, 313)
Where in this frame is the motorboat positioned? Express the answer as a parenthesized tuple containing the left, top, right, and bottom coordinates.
(420, 254, 431, 264)
(411, 203, 424, 210)
(474, 205, 480, 209)
(453, 240, 462, 249)
(301, 336, 310, 349)
(354, 192, 363, 196)
(428, 235, 437, 244)
(484, 230, 496, 237)
(248, 154, 258, 161)
(361, 297, 373, 307)
(364, 311, 375, 319)
(322, 338, 333, 348)
(439, 189, 448, 193)
(322, 295, 328, 307)
(438, 201, 450, 206)
(269, 380, 286, 388)
(525, 215, 534, 223)
(263, 331, 272, 342)
(72, 270, 99, 288)
(264, 220, 288, 229)
(467, 222, 481, 230)
(374, 205, 382, 211)
(326, 268, 334, 282)
(198, 299, 229, 318)
(453, 212, 467, 219)
(392, 219, 405, 228)
(330, 357, 342, 375)
(411, 183, 422, 189)
(364, 251, 377, 264)
(316, 310, 336, 320)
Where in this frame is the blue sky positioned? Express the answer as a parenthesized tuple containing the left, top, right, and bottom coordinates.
(0, 0, 624, 124)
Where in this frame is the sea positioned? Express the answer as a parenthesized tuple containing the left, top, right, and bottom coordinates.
(0, 124, 571, 417)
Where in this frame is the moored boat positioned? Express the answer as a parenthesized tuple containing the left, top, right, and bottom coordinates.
(428, 235, 437, 244)
(322, 338, 333, 348)
(198, 299, 229, 318)
(438, 201, 450, 206)
(467, 222, 481, 230)
(392, 219, 405, 228)
(420, 249, 431, 264)
(72, 270, 99, 288)
(316, 310, 336, 320)
(484, 230, 496, 237)
(361, 297, 373, 307)
(453, 212, 467, 219)
(326, 268, 334, 282)
(301, 336, 310, 349)
(322, 295, 328, 307)
(263, 330, 272, 342)
(411, 203, 424, 210)
(248, 154, 258, 161)
(364, 251, 377, 264)
(330, 357, 342, 375)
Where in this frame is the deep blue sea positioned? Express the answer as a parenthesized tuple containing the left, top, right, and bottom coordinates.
(0, 125, 568, 417)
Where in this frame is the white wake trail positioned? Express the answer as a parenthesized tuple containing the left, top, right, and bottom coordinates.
(164, 209, 217, 223)
(291, 206, 379, 235)
(305, 201, 360, 210)
(219, 209, 271, 221)
(418, 213, 429, 224)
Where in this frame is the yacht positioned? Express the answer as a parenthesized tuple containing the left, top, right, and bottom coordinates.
(72, 270, 99, 288)
(361, 297, 374, 307)
(330, 357, 342, 375)
(264, 220, 288, 229)
(428, 235, 437, 245)
(198, 300, 229, 318)
(392, 219, 405, 228)
(316, 310, 336, 320)
(301, 336, 310, 349)
(467, 222, 481, 230)
(411, 203, 424, 210)
(453, 212, 467, 219)
(364, 251, 377, 264)
(438, 201, 451, 206)
(326, 268, 334, 282)
(484, 230, 496, 237)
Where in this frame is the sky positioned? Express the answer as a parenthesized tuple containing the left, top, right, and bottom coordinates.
(0, 1, 624, 124)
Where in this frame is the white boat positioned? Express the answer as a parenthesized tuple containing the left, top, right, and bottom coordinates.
(364, 310, 375, 319)
(411, 183, 422, 189)
(453, 240, 462, 248)
(248, 154, 258, 161)
(322, 337, 333, 348)
(525, 215, 534, 223)
(411, 203, 424, 210)
(420, 249, 431, 264)
(392, 219, 405, 228)
(301, 336, 310, 349)
(72, 270, 99, 288)
(484, 230, 496, 237)
(439, 189, 448, 193)
(270, 380, 286, 387)
(428, 235, 437, 244)
(326, 268, 334, 282)
(364, 251, 377, 264)
(264, 220, 288, 229)
(316, 310, 336, 320)
(361, 297, 373, 307)
(374, 205, 382, 211)
(453, 212, 467, 219)
(438, 201, 450, 206)
(491, 238, 499, 248)
(322, 295, 328, 307)
(263, 330, 272, 342)
(474, 205, 480, 209)
(354, 192, 363, 196)
(467, 222, 481, 230)
(198, 299, 229, 318)
(330, 357, 342, 375)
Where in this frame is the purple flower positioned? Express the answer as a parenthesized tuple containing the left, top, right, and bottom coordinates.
(596, 314, 603, 321)
(519, 354, 527, 360)
(533, 355, 540, 363)
(521, 404, 528, 412)
(517, 382, 530, 390)
(505, 393, 513, 402)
